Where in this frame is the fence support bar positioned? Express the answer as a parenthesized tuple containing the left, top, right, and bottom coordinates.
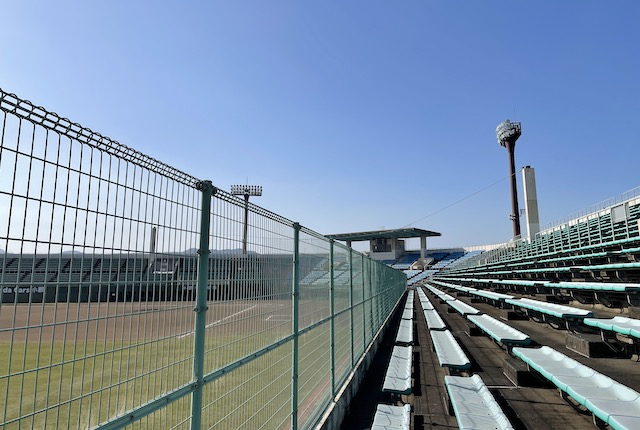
(362, 254, 366, 350)
(291, 222, 301, 430)
(92, 383, 196, 430)
(330, 239, 336, 396)
(349, 249, 355, 368)
(191, 180, 213, 430)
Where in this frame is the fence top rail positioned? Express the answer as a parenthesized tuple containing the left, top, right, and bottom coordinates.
(0, 87, 327, 234)
(0, 87, 202, 189)
(0, 88, 396, 265)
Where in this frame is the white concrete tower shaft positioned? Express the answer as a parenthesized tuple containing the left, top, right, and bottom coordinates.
(522, 166, 540, 240)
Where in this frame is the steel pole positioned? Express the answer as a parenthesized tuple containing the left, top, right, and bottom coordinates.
(291, 222, 300, 430)
(368, 258, 374, 334)
(507, 143, 521, 239)
(242, 194, 249, 254)
(191, 180, 213, 430)
(349, 249, 354, 368)
(329, 240, 336, 396)
(361, 254, 366, 350)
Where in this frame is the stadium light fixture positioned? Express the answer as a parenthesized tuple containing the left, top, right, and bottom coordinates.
(230, 184, 263, 254)
(230, 185, 263, 197)
(496, 119, 522, 239)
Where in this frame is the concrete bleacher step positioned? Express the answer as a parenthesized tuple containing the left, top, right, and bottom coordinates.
(499, 308, 530, 321)
(629, 307, 640, 319)
(566, 332, 622, 358)
(503, 357, 547, 387)
(579, 316, 640, 357)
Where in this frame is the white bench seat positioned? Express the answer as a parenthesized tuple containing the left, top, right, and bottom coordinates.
(513, 346, 585, 380)
(382, 345, 413, 395)
(423, 309, 446, 331)
(420, 298, 434, 311)
(405, 290, 415, 307)
(589, 398, 640, 430)
(581, 262, 640, 271)
(401, 290, 415, 320)
(544, 281, 640, 292)
(505, 298, 593, 319)
(512, 346, 640, 429)
(430, 280, 451, 288)
(430, 330, 470, 371)
(432, 280, 477, 294)
(448, 299, 481, 317)
(445, 374, 514, 430)
(492, 279, 538, 287)
(417, 288, 429, 304)
(418, 289, 435, 310)
(371, 404, 411, 430)
(467, 314, 531, 346)
(396, 319, 413, 345)
(470, 290, 514, 301)
(425, 284, 456, 301)
(583, 316, 640, 339)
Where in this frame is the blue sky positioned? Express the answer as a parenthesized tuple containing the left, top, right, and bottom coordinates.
(2, 1, 639, 251)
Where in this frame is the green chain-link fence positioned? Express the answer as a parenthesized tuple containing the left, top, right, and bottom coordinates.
(0, 88, 406, 429)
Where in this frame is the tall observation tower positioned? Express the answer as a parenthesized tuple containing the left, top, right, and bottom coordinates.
(496, 119, 522, 239)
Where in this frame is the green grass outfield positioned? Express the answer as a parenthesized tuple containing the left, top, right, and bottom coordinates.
(0, 322, 341, 430)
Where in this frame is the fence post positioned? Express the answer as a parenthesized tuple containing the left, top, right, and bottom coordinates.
(191, 180, 213, 430)
(361, 254, 366, 348)
(368, 258, 374, 335)
(349, 248, 354, 368)
(329, 239, 336, 396)
(291, 222, 301, 430)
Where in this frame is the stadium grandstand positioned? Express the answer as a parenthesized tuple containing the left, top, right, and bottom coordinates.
(341, 188, 640, 430)
(3, 86, 640, 430)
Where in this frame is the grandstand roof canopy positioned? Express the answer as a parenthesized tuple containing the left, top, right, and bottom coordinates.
(326, 228, 441, 242)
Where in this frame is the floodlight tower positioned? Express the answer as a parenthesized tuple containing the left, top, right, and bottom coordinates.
(230, 184, 263, 254)
(496, 119, 522, 239)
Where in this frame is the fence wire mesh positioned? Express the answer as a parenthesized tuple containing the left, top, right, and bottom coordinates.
(0, 88, 407, 429)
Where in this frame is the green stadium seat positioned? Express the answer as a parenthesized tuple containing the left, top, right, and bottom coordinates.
(513, 346, 640, 429)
